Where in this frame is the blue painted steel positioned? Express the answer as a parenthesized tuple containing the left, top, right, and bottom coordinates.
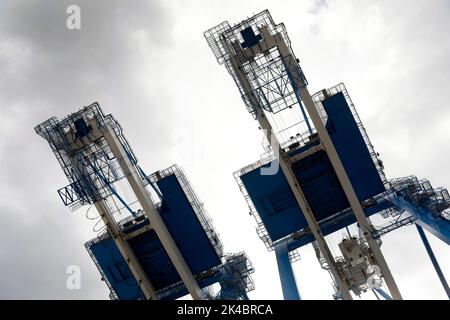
(374, 288, 392, 300)
(240, 92, 385, 243)
(137, 165, 163, 199)
(74, 118, 90, 139)
(274, 196, 392, 252)
(127, 228, 182, 291)
(240, 27, 262, 49)
(90, 161, 137, 217)
(87, 173, 222, 299)
(89, 237, 144, 300)
(415, 224, 450, 299)
(323, 93, 385, 199)
(275, 244, 301, 300)
(88, 235, 224, 300)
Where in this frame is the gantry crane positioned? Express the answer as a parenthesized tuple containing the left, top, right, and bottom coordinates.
(204, 10, 449, 300)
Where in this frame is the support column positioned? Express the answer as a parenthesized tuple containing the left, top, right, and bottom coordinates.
(94, 201, 158, 299)
(416, 224, 450, 299)
(275, 243, 301, 300)
(102, 124, 204, 300)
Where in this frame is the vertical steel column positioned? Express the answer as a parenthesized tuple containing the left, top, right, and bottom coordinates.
(225, 48, 353, 299)
(275, 243, 301, 300)
(416, 224, 450, 299)
(102, 124, 204, 300)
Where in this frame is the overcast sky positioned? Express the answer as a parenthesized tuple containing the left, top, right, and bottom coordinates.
(0, 0, 449, 300)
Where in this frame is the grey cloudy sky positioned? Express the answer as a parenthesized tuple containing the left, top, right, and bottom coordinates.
(0, 0, 448, 299)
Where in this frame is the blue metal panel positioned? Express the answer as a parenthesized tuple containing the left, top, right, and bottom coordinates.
(282, 198, 392, 252)
(87, 173, 222, 299)
(374, 288, 393, 300)
(240, 92, 385, 243)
